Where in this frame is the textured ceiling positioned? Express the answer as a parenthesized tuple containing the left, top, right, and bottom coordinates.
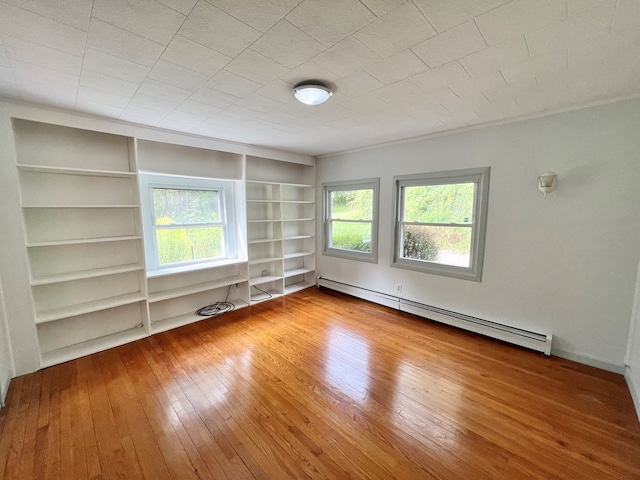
(0, 0, 639, 156)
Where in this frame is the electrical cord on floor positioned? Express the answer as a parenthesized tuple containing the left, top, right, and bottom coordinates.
(251, 284, 273, 302)
(196, 285, 236, 317)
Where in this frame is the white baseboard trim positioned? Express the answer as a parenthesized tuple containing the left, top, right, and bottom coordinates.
(317, 276, 552, 355)
(552, 349, 625, 374)
(624, 367, 640, 423)
(0, 376, 10, 407)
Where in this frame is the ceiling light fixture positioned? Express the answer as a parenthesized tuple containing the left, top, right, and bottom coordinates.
(293, 81, 333, 105)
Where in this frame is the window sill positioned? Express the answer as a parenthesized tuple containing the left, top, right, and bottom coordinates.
(323, 248, 378, 264)
(147, 258, 247, 278)
(391, 258, 481, 282)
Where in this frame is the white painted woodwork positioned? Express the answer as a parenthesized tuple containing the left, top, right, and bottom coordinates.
(13, 119, 148, 367)
(2, 112, 315, 374)
(0, 274, 13, 406)
(136, 139, 243, 179)
(245, 156, 316, 303)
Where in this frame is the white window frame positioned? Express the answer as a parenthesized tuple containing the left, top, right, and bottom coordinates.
(323, 178, 380, 264)
(392, 167, 490, 281)
(139, 172, 240, 275)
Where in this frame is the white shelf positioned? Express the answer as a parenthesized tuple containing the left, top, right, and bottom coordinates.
(283, 235, 314, 241)
(36, 293, 147, 324)
(17, 163, 136, 178)
(150, 301, 250, 334)
(26, 235, 142, 248)
(283, 251, 314, 259)
(246, 180, 313, 188)
(284, 267, 314, 278)
(40, 327, 147, 368)
(31, 264, 144, 286)
(281, 200, 314, 204)
(282, 217, 314, 222)
(285, 281, 315, 294)
(248, 237, 282, 244)
(249, 275, 282, 286)
(249, 256, 282, 265)
(281, 182, 314, 188)
(247, 199, 281, 203)
(148, 275, 247, 303)
(22, 204, 139, 209)
(246, 180, 280, 185)
(247, 219, 282, 223)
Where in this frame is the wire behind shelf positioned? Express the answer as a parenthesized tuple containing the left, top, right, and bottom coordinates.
(251, 284, 273, 302)
(196, 285, 235, 317)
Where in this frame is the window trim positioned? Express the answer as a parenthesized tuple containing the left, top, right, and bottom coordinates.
(392, 167, 490, 281)
(139, 172, 239, 275)
(323, 178, 380, 264)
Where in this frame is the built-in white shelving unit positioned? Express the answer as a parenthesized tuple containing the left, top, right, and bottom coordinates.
(246, 156, 316, 304)
(9, 118, 315, 370)
(13, 119, 149, 367)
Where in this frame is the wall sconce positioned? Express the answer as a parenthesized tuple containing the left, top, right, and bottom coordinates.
(538, 172, 558, 198)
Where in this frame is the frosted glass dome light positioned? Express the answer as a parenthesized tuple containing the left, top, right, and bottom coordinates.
(293, 82, 333, 105)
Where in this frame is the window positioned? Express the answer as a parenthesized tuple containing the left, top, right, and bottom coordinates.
(139, 173, 240, 274)
(393, 167, 490, 281)
(323, 178, 379, 263)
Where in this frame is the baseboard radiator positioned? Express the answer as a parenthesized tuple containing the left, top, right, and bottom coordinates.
(317, 277, 552, 355)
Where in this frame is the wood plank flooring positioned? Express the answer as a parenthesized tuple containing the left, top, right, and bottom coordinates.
(1, 287, 639, 479)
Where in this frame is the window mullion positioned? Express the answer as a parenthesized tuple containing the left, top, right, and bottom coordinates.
(401, 221, 473, 228)
(329, 218, 373, 224)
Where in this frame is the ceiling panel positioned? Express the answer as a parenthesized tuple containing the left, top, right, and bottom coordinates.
(0, 0, 638, 156)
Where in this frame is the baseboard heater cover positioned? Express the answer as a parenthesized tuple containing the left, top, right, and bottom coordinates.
(317, 277, 552, 355)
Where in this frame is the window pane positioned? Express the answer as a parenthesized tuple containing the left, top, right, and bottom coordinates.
(403, 183, 474, 224)
(402, 224, 471, 268)
(330, 189, 373, 220)
(156, 226, 223, 265)
(331, 221, 372, 253)
(153, 188, 220, 225)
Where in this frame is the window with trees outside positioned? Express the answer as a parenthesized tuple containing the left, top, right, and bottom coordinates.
(393, 167, 490, 281)
(323, 178, 380, 263)
(139, 173, 239, 274)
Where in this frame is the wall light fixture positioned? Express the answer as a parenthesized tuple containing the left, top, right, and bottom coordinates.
(538, 172, 558, 198)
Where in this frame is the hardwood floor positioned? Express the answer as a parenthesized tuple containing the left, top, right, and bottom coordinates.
(1, 287, 639, 479)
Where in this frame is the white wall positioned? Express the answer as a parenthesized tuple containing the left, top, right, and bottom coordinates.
(317, 99, 640, 371)
(0, 273, 15, 406)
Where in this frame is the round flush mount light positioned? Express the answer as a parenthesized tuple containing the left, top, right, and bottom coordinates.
(293, 81, 333, 105)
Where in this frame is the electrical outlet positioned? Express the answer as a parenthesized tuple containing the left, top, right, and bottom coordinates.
(395, 283, 402, 294)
